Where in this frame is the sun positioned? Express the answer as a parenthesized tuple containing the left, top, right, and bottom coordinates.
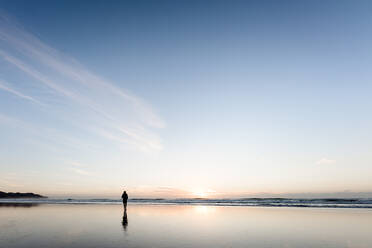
(191, 189, 208, 198)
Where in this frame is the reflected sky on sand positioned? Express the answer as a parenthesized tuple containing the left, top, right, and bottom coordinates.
(0, 203, 40, 208)
(1, 204, 372, 248)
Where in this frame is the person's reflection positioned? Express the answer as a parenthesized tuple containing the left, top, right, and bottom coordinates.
(122, 207, 128, 231)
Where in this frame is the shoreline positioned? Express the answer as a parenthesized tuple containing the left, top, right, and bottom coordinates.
(1, 198, 372, 209)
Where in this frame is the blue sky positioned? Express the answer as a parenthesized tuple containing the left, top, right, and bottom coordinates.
(1, 0, 372, 198)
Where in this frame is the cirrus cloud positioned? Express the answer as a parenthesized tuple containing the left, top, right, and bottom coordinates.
(0, 12, 165, 152)
(316, 158, 336, 165)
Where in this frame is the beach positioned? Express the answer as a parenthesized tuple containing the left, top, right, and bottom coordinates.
(1, 203, 372, 248)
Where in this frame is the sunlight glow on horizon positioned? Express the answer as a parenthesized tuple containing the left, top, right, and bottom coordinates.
(191, 189, 208, 198)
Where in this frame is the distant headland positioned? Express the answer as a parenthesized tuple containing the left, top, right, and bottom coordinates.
(0, 191, 46, 198)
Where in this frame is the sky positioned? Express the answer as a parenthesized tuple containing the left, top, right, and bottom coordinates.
(1, 0, 372, 198)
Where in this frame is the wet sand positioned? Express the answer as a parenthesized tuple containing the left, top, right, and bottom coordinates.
(1, 203, 372, 248)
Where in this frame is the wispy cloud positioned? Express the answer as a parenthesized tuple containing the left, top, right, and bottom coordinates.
(70, 161, 86, 168)
(0, 113, 101, 152)
(0, 12, 165, 152)
(0, 113, 32, 130)
(0, 79, 41, 104)
(69, 167, 90, 176)
(316, 158, 336, 165)
(0, 178, 24, 188)
(0, 172, 39, 190)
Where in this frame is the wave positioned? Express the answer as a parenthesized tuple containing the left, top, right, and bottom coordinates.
(1, 198, 372, 209)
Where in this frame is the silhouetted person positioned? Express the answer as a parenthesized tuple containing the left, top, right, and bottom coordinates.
(122, 207, 128, 231)
(121, 190, 128, 209)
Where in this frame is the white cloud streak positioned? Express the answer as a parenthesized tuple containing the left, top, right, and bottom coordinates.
(0, 79, 42, 104)
(316, 158, 336, 165)
(69, 167, 90, 176)
(0, 113, 101, 153)
(0, 13, 165, 152)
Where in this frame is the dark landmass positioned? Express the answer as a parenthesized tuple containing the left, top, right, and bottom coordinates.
(0, 191, 46, 198)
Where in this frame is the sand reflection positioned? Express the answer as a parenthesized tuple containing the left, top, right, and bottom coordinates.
(0, 202, 40, 208)
(1, 204, 372, 248)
